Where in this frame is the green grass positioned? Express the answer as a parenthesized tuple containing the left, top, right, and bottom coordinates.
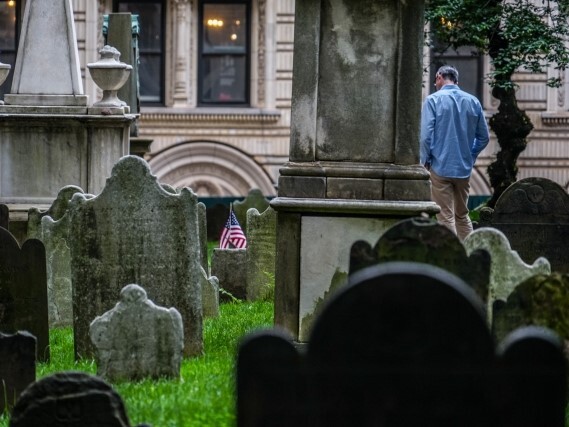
(0, 300, 274, 427)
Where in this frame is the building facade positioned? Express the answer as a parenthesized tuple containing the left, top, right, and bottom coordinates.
(1, 0, 569, 198)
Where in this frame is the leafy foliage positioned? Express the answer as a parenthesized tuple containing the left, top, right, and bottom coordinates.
(426, 0, 569, 89)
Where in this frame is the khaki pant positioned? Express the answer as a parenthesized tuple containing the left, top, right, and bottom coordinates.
(430, 171, 473, 241)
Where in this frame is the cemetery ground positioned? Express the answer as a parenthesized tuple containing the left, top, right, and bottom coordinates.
(0, 299, 274, 427)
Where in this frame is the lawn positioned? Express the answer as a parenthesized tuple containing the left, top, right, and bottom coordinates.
(0, 300, 274, 427)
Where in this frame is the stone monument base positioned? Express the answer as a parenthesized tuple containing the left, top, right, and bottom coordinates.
(271, 197, 439, 341)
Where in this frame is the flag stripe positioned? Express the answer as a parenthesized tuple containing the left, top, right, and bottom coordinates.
(219, 210, 247, 249)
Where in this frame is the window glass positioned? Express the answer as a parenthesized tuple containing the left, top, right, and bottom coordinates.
(202, 55, 246, 103)
(430, 45, 483, 101)
(203, 4, 246, 53)
(199, 1, 249, 105)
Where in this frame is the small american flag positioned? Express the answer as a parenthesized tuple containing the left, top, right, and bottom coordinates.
(219, 210, 247, 249)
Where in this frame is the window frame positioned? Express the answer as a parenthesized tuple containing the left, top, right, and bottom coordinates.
(113, 0, 166, 105)
(197, 0, 251, 107)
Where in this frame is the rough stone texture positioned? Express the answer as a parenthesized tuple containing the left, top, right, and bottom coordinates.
(464, 227, 550, 324)
(0, 331, 36, 414)
(201, 266, 220, 318)
(9, 371, 147, 427)
(90, 284, 183, 381)
(350, 217, 491, 306)
(27, 185, 90, 327)
(246, 207, 276, 301)
(493, 273, 569, 345)
(479, 177, 569, 273)
(233, 188, 271, 235)
(198, 202, 209, 274)
(299, 215, 399, 340)
(238, 262, 567, 427)
(0, 227, 49, 361)
(211, 248, 248, 302)
(68, 155, 203, 359)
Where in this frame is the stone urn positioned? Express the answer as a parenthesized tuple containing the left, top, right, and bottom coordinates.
(87, 45, 132, 108)
(0, 62, 11, 105)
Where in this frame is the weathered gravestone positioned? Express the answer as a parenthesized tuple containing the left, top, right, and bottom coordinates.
(246, 207, 276, 301)
(237, 262, 567, 427)
(27, 185, 92, 327)
(90, 284, 183, 381)
(479, 177, 569, 273)
(493, 273, 569, 346)
(9, 371, 149, 427)
(68, 155, 202, 359)
(201, 266, 220, 317)
(0, 227, 49, 361)
(0, 331, 35, 414)
(198, 202, 209, 273)
(233, 189, 271, 235)
(349, 216, 490, 307)
(211, 248, 247, 302)
(464, 227, 550, 324)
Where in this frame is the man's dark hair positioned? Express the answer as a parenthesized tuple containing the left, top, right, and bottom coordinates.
(437, 65, 459, 84)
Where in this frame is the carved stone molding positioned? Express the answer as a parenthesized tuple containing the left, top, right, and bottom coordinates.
(257, 0, 266, 105)
(140, 108, 281, 124)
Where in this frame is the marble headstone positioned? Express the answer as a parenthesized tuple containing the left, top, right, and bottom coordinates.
(27, 185, 90, 327)
(68, 155, 203, 359)
(246, 207, 276, 301)
(201, 266, 220, 318)
(90, 284, 183, 381)
(464, 227, 550, 324)
(211, 248, 247, 302)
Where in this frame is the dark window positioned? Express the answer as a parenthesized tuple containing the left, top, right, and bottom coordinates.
(199, 0, 250, 105)
(0, 0, 18, 100)
(430, 45, 483, 102)
(114, 0, 165, 104)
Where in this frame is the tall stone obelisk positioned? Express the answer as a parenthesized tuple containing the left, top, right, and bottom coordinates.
(0, 0, 133, 241)
(271, 0, 439, 340)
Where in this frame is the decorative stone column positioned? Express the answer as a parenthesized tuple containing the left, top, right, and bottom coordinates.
(271, 0, 439, 340)
(172, 0, 191, 106)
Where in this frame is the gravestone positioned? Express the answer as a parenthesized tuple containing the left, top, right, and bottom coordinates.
(198, 202, 209, 274)
(0, 227, 49, 361)
(238, 262, 567, 427)
(211, 248, 248, 302)
(493, 273, 569, 345)
(201, 266, 220, 317)
(0, 331, 36, 414)
(246, 207, 276, 301)
(9, 371, 148, 427)
(68, 155, 203, 359)
(464, 227, 550, 324)
(27, 185, 90, 327)
(479, 177, 569, 273)
(349, 216, 490, 305)
(90, 284, 183, 381)
(233, 189, 270, 235)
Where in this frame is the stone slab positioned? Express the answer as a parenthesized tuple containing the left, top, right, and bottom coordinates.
(69, 155, 203, 359)
(246, 207, 276, 301)
(211, 248, 247, 302)
(90, 284, 183, 381)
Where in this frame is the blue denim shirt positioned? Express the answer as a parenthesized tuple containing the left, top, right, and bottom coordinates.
(420, 85, 490, 179)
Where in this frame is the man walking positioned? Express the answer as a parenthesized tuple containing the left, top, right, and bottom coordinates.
(420, 65, 490, 241)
